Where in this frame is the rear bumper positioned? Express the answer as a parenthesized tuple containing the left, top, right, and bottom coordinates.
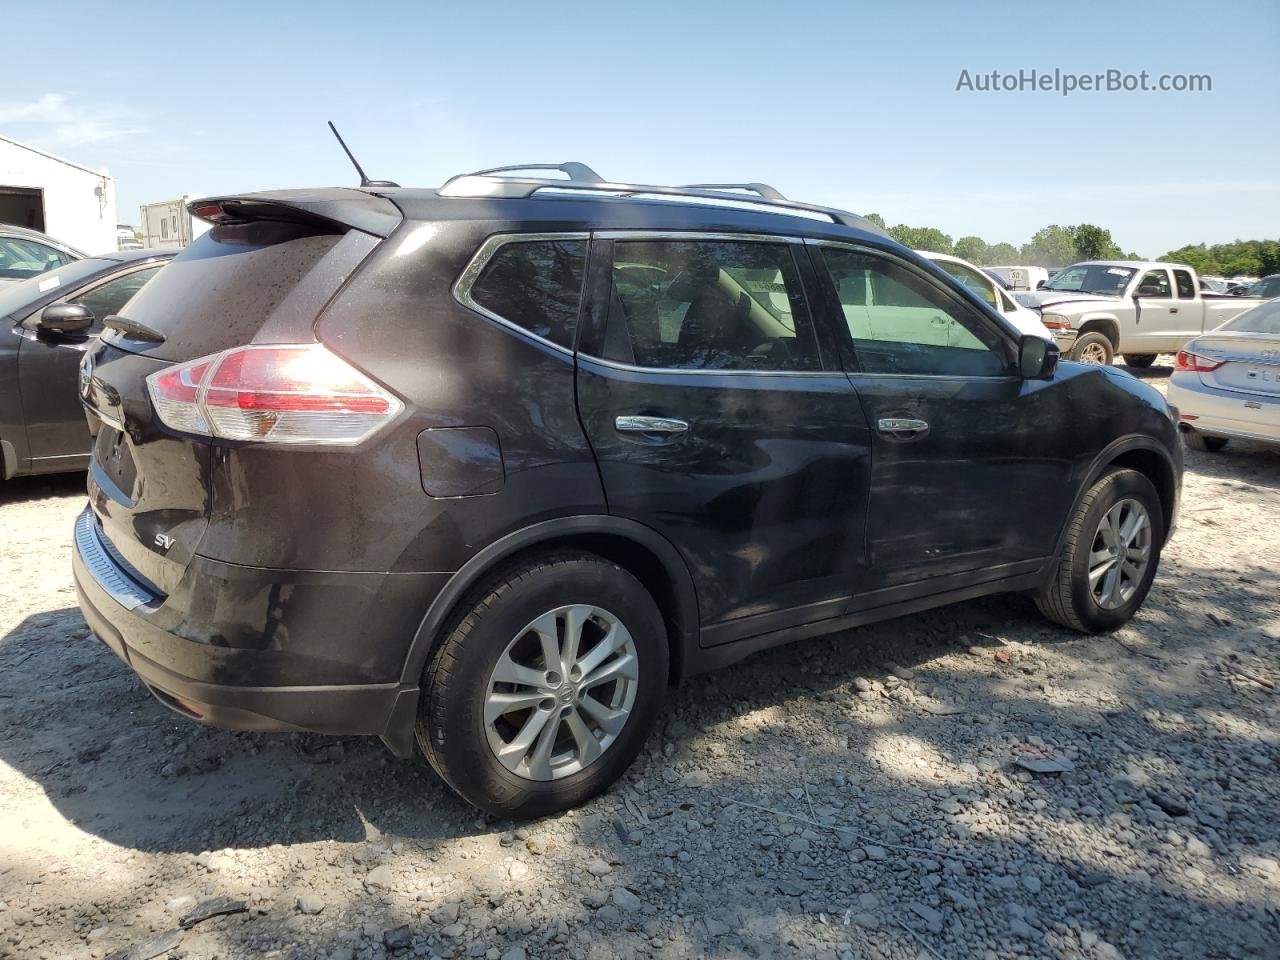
(1167, 376, 1280, 445)
(72, 505, 439, 755)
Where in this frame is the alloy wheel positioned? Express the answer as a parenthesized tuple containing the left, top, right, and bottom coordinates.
(483, 604, 639, 781)
(1088, 498, 1152, 610)
(1078, 341, 1110, 364)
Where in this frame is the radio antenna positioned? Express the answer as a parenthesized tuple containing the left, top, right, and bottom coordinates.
(327, 121, 398, 188)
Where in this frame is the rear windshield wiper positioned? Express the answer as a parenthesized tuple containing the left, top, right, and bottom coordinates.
(103, 314, 166, 343)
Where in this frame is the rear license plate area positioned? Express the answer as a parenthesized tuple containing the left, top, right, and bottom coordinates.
(94, 426, 138, 496)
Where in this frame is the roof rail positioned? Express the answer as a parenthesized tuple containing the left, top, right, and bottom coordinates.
(436, 164, 884, 234)
(679, 182, 787, 202)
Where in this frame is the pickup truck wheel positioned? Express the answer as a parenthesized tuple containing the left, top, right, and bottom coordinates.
(1035, 467, 1164, 633)
(416, 551, 668, 818)
(1069, 332, 1114, 365)
(1184, 431, 1228, 453)
(1122, 354, 1158, 368)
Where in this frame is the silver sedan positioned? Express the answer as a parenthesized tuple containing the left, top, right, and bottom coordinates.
(1168, 299, 1280, 452)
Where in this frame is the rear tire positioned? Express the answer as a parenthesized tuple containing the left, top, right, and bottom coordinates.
(1122, 353, 1158, 368)
(1069, 331, 1114, 365)
(1036, 468, 1164, 633)
(1184, 431, 1228, 452)
(417, 552, 668, 818)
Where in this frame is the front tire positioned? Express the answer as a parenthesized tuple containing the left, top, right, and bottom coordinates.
(1036, 468, 1164, 633)
(417, 552, 668, 818)
(1122, 353, 1158, 368)
(1184, 431, 1228, 452)
(1069, 331, 1114, 365)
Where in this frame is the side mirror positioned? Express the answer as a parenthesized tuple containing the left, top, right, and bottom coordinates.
(38, 303, 94, 336)
(1134, 285, 1160, 299)
(1036, 280, 1047, 289)
(1019, 334, 1059, 379)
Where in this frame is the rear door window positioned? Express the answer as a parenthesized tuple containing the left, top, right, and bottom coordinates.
(464, 237, 587, 350)
(601, 238, 821, 371)
(1173, 269, 1196, 299)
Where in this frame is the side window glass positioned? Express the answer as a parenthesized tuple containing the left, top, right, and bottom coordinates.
(1172, 269, 1196, 299)
(935, 260, 997, 308)
(823, 248, 1012, 377)
(70, 267, 161, 328)
(0, 238, 67, 280)
(466, 238, 587, 350)
(605, 239, 820, 371)
(1136, 270, 1171, 297)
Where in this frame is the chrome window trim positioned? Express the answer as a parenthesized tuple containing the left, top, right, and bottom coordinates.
(596, 230, 806, 244)
(577, 352, 844, 379)
(452, 232, 591, 357)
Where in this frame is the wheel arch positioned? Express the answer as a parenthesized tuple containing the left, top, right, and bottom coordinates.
(1059, 436, 1179, 557)
(1075, 315, 1121, 348)
(398, 515, 701, 692)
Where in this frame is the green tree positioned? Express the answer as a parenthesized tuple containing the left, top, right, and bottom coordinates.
(1021, 225, 1077, 268)
(864, 212, 887, 230)
(954, 235, 987, 264)
(888, 224, 954, 254)
(1161, 244, 1221, 276)
(984, 242, 1020, 264)
(1071, 224, 1123, 262)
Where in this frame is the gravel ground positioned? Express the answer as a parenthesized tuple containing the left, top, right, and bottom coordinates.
(1, 366, 1278, 960)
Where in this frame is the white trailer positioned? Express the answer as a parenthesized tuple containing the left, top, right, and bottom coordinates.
(140, 196, 210, 248)
(987, 265, 1050, 292)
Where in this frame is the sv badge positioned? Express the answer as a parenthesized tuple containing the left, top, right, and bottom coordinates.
(154, 533, 176, 550)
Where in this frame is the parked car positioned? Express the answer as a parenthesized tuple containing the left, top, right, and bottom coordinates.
(1245, 275, 1280, 299)
(986, 265, 1050, 292)
(1016, 261, 1263, 366)
(1, 248, 175, 479)
(73, 168, 1182, 817)
(1169, 298, 1280, 451)
(0, 225, 85, 285)
(919, 251, 1053, 340)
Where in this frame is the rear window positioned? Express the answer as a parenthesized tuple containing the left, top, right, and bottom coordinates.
(1173, 269, 1196, 299)
(463, 238, 587, 350)
(103, 222, 345, 360)
(1221, 300, 1280, 334)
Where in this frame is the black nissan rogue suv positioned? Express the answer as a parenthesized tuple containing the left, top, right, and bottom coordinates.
(74, 165, 1182, 817)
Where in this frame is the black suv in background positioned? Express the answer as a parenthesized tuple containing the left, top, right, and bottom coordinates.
(74, 167, 1181, 817)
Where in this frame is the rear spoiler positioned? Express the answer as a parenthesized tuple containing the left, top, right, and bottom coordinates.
(188, 188, 402, 238)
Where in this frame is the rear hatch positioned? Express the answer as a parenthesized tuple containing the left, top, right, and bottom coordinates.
(82, 189, 400, 595)
(1192, 334, 1280, 398)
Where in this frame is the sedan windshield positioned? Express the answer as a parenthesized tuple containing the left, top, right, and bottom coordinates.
(0, 258, 114, 319)
(1219, 299, 1280, 335)
(1043, 264, 1135, 296)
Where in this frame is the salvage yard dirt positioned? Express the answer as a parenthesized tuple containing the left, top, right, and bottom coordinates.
(2, 367, 1277, 960)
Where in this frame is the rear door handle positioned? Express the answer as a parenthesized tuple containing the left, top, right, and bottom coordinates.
(1170, 307, 1179, 314)
(877, 417, 929, 437)
(615, 415, 689, 435)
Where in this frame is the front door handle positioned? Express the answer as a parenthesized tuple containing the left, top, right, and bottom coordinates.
(1170, 307, 1179, 314)
(615, 415, 689, 435)
(877, 417, 929, 437)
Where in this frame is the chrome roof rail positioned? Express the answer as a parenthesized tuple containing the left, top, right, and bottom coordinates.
(436, 164, 882, 233)
(679, 182, 788, 201)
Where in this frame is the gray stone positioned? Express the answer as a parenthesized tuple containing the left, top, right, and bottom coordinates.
(297, 894, 325, 915)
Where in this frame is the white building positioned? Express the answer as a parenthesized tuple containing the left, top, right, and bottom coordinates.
(0, 134, 118, 254)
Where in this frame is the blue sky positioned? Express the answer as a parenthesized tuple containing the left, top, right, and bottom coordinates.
(3, 0, 1277, 256)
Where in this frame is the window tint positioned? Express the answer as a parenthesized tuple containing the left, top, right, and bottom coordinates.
(823, 248, 1012, 377)
(1173, 269, 1196, 299)
(933, 259, 997, 308)
(0, 237, 71, 280)
(604, 239, 820, 371)
(467, 239, 586, 350)
(71, 266, 162, 327)
(1136, 269, 1171, 297)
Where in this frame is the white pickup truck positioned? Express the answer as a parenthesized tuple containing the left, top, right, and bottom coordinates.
(1015, 260, 1263, 366)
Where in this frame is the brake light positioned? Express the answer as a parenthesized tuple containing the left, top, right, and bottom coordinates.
(146, 345, 402, 445)
(1174, 350, 1224, 373)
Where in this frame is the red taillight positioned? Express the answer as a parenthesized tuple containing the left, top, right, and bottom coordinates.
(146, 345, 401, 445)
(1174, 350, 1224, 373)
